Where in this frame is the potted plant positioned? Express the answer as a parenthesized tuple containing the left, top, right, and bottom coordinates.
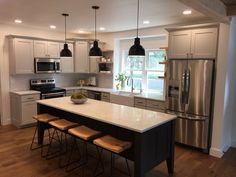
(115, 73, 128, 90)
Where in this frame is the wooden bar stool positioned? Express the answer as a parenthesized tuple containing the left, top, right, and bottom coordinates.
(66, 125, 102, 172)
(30, 113, 59, 157)
(93, 135, 132, 177)
(46, 119, 78, 167)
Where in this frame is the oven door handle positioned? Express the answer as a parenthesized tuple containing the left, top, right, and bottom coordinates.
(41, 92, 65, 97)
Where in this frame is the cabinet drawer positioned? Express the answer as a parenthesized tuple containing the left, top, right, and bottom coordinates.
(134, 98, 146, 107)
(21, 94, 40, 102)
(135, 105, 146, 110)
(146, 100, 165, 109)
(101, 92, 110, 100)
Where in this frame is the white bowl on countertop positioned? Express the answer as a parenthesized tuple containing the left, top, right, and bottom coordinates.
(71, 97, 88, 104)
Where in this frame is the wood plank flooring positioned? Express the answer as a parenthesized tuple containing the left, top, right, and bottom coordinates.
(0, 125, 236, 177)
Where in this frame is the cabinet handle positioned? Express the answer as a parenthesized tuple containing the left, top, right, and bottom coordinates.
(26, 97, 34, 100)
(137, 101, 144, 104)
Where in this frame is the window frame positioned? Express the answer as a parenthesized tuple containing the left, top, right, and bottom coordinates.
(121, 49, 166, 94)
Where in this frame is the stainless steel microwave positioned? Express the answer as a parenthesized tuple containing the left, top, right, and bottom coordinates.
(34, 58, 61, 73)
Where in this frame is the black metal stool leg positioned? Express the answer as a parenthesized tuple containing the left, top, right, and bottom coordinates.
(30, 124, 40, 150)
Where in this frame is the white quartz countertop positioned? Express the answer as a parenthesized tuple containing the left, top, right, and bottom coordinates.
(62, 86, 115, 93)
(63, 86, 165, 101)
(37, 97, 176, 133)
(11, 90, 40, 95)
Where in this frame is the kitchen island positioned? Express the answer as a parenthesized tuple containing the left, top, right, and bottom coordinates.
(37, 97, 176, 177)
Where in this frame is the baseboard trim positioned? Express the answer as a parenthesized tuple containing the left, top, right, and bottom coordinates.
(210, 147, 224, 158)
(1, 118, 11, 126)
(231, 140, 236, 148)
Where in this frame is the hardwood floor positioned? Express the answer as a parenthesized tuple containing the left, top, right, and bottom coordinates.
(0, 125, 236, 177)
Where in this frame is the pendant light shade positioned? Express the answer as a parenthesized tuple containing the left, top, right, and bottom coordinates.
(89, 6, 102, 57)
(129, 0, 145, 56)
(60, 13, 72, 57)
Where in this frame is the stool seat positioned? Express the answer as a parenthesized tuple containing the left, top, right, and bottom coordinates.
(68, 126, 102, 141)
(93, 135, 132, 154)
(33, 113, 59, 123)
(49, 119, 78, 131)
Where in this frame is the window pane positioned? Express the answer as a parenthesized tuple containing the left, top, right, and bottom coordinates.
(146, 50, 166, 71)
(147, 72, 164, 93)
(126, 56, 144, 70)
(126, 71, 143, 90)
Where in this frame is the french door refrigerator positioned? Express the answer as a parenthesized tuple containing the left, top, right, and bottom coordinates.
(167, 59, 214, 151)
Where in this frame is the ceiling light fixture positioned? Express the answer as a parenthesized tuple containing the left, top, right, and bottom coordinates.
(183, 10, 192, 15)
(60, 13, 72, 57)
(78, 30, 85, 33)
(99, 27, 105, 31)
(129, 0, 145, 56)
(143, 20, 150, 24)
(89, 6, 102, 58)
(50, 25, 56, 29)
(14, 19, 22, 24)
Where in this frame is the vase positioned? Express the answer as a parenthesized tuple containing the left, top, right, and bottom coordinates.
(120, 81, 125, 90)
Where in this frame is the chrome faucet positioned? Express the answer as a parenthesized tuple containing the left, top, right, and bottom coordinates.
(127, 77, 135, 93)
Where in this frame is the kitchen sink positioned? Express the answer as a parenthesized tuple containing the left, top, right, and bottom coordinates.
(113, 91, 141, 96)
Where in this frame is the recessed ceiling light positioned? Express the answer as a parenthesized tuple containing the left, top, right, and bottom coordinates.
(14, 19, 22, 24)
(99, 27, 105, 31)
(78, 30, 85, 33)
(143, 20, 150, 24)
(50, 25, 56, 29)
(183, 10, 192, 15)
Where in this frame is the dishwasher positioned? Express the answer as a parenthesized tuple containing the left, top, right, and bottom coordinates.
(87, 90, 101, 100)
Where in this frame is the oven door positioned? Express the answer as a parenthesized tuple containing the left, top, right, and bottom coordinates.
(41, 92, 65, 99)
(35, 58, 60, 73)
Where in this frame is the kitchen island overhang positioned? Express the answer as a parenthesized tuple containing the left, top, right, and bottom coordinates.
(37, 97, 176, 177)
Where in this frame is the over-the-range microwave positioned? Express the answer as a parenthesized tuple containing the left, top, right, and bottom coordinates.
(34, 58, 61, 74)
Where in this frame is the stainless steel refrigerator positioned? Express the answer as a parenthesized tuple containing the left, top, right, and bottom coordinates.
(167, 59, 214, 151)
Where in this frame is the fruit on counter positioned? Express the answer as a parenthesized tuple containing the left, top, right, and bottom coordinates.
(71, 92, 87, 99)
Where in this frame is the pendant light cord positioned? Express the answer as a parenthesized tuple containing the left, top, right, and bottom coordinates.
(95, 8, 97, 41)
(136, 0, 140, 37)
(65, 15, 67, 44)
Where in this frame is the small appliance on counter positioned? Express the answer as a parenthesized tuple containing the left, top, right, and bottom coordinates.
(87, 76, 97, 86)
(30, 78, 66, 99)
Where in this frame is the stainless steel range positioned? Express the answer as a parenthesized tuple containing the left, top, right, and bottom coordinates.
(30, 79, 66, 99)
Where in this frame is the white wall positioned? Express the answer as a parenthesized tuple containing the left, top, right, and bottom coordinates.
(0, 23, 85, 125)
(210, 23, 230, 157)
(227, 17, 236, 148)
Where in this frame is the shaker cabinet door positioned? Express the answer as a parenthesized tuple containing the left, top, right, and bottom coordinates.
(168, 30, 192, 59)
(47, 42, 60, 58)
(60, 43, 74, 73)
(34, 40, 48, 57)
(14, 38, 34, 74)
(191, 28, 218, 59)
(75, 41, 89, 73)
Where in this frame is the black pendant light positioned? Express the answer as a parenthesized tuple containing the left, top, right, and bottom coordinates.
(60, 13, 72, 57)
(89, 6, 102, 57)
(129, 0, 145, 56)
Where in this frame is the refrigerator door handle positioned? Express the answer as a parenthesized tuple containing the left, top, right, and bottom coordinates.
(181, 70, 186, 104)
(185, 69, 190, 104)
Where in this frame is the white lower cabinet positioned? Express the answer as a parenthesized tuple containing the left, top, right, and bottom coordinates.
(134, 97, 165, 112)
(10, 93, 40, 128)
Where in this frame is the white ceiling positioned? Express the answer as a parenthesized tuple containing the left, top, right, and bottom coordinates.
(0, 0, 210, 33)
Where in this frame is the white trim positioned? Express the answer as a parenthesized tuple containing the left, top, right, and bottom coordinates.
(231, 140, 236, 148)
(210, 147, 224, 158)
(1, 118, 11, 125)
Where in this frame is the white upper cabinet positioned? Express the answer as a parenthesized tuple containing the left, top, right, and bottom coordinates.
(169, 30, 192, 59)
(9, 38, 34, 74)
(75, 41, 89, 73)
(168, 27, 218, 59)
(60, 43, 74, 73)
(34, 40, 59, 58)
(191, 28, 218, 58)
(47, 42, 60, 58)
